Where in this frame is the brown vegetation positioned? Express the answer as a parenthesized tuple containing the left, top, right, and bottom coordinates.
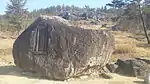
(111, 31, 150, 61)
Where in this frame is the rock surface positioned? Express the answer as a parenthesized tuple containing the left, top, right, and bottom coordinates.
(12, 15, 115, 80)
(136, 58, 150, 64)
(106, 63, 118, 73)
(144, 67, 150, 84)
(115, 59, 149, 77)
(111, 25, 121, 31)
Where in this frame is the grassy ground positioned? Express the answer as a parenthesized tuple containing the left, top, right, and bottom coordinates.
(111, 31, 150, 61)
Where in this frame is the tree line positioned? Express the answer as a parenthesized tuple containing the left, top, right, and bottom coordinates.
(106, 0, 150, 44)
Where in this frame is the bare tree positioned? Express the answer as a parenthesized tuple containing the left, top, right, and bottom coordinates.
(137, 0, 150, 44)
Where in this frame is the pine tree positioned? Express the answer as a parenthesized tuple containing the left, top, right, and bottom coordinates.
(6, 0, 27, 33)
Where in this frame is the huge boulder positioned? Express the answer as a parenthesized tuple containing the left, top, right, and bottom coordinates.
(12, 15, 115, 80)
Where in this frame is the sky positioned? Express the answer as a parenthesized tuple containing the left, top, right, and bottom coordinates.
(0, 0, 112, 14)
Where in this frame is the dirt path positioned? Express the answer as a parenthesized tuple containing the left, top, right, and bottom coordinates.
(0, 59, 144, 84)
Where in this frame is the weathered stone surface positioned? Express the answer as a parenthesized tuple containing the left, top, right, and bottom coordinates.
(12, 15, 115, 80)
(136, 58, 150, 64)
(115, 59, 149, 77)
(111, 25, 121, 31)
(144, 66, 150, 84)
(106, 63, 118, 73)
(100, 73, 113, 79)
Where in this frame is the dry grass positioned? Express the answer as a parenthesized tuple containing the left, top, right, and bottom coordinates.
(0, 35, 15, 62)
(111, 31, 150, 61)
(113, 31, 137, 54)
(115, 44, 136, 53)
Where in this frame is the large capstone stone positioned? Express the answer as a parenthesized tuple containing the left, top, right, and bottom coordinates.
(12, 15, 115, 80)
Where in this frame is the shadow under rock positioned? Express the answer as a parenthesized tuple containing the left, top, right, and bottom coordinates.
(0, 65, 49, 80)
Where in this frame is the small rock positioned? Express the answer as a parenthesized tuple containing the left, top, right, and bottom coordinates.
(115, 59, 149, 77)
(100, 73, 113, 79)
(106, 63, 118, 73)
(102, 66, 111, 73)
(111, 25, 121, 31)
(144, 69, 150, 84)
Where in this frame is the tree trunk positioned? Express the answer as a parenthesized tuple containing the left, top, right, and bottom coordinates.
(138, 3, 150, 44)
